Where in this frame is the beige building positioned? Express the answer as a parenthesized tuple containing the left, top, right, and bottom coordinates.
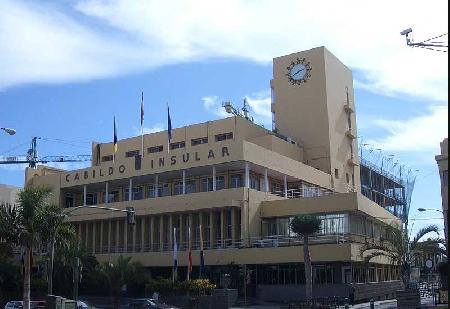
(0, 183, 20, 205)
(436, 138, 448, 246)
(26, 47, 404, 302)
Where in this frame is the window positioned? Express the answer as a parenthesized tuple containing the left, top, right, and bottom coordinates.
(158, 183, 170, 197)
(104, 190, 120, 203)
(230, 174, 243, 188)
(147, 184, 156, 198)
(442, 170, 448, 186)
(201, 177, 213, 192)
(346, 173, 350, 184)
(191, 137, 208, 146)
(314, 266, 334, 284)
(250, 176, 260, 191)
(86, 193, 97, 205)
(215, 132, 233, 142)
(125, 187, 144, 200)
(65, 193, 74, 208)
(148, 145, 163, 153)
(174, 181, 183, 195)
(216, 176, 225, 190)
(125, 150, 140, 158)
(170, 141, 185, 150)
(102, 155, 113, 162)
(185, 179, 197, 194)
(335, 169, 339, 179)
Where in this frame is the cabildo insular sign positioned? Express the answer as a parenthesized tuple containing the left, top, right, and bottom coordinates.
(64, 146, 231, 184)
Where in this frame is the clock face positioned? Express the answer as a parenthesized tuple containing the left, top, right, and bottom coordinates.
(286, 58, 311, 85)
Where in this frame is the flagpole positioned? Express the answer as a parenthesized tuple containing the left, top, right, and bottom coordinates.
(188, 225, 192, 281)
(141, 92, 144, 158)
(167, 102, 172, 154)
(173, 227, 178, 283)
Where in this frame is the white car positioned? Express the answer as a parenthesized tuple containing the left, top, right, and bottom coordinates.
(4, 301, 22, 309)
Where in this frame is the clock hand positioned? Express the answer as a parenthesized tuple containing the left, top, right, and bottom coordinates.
(294, 68, 304, 76)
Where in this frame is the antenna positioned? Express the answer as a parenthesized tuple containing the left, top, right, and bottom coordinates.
(222, 98, 254, 122)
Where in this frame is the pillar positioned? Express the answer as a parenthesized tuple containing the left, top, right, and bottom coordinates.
(154, 175, 159, 198)
(245, 162, 250, 188)
(231, 208, 237, 244)
(105, 182, 109, 204)
(188, 214, 193, 248)
(132, 219, 137, 252)
(124, 219, 128, 252)
(150, 216, 154, 251)
(284, 175, 288, 198)
(220, 209, 225, 248)
(128, 178, 133, 201)
(209, 211, 215, 249)
(182, 170, 186, 195)
(169, 215, 173, 249)
(115, 219, 120, 253)
(199, 212, 204, 247)
(179, 214, 184, 250)
(83, 185, 87, 206)
(99, 221, 104, 254)
(264, 168, 269, 193)
(108, 220, 112, 253)
(140, 217, 145, 252)
(212, 165, 217, 191)
(159, 216, 164, 251)
(91, 222, 96, 254)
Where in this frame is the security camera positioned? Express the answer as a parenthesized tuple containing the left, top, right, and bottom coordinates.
(400, 28, 413, 36)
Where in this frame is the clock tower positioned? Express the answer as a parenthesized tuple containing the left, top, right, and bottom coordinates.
(271, 46, 360, 193)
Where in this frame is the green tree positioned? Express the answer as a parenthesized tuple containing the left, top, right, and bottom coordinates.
(98, 256, 140, 309)
(290, 215, 322, 301)
(0, 187, 52, 309)
(360, 224, 440, 289)
(36, 203, 75, 295)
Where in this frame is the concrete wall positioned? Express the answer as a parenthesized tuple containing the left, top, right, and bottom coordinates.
(0, 184, 20, 205)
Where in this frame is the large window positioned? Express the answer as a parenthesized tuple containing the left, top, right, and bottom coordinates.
(86, 193, 97, 205)
(170, 141, 185, 150)
(102, 155, 113, 162)
(103, 190, 120, 203)
(191, 137, 208, 146)
(125, 187, 144, 200)
(250, 175, 260, 191)
(314, 265, 335, 284)
(148, 145, 163, 154)
(230, 174, 243, 188)
(125, 150, 140, 158)
(65, 193, 74, 208)
(158, 183, 170, 197)
(215, 132, 233, 142)
(201, 177, 213, 192)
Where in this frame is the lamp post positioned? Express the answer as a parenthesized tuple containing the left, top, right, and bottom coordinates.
(1, 127, 16, 135)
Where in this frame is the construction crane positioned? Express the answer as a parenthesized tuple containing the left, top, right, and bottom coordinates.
(0, 137, 92, 168)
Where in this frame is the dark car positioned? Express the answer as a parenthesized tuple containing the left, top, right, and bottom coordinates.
(126, 299, 179, 309)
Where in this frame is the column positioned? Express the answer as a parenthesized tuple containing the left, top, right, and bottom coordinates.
(169, 215, 173, 249)
(115, 219, 119, 253)
(105, 182, 109, 204)
(140, 217, 145, 252)
(231, 208, 237, 244)
(188, 214, 193, 249)
(92, 222, 96, 254)
(209, 211, 215, 249)
(149, 216, 154, 251)
(132, 219, 137, 252)
(83, 185, 87, 206)
(220, 209, 225, 248)
(99, 221, 104, 254)
(264, 168, 269, 193)
(159, 216, 164, 251)
(212, 165, 217, 191)
(179, 214, 184, 250)
(182, 170, 186, 195)
(284, 175, 288, 198)
(128, 178, 133, 201)
(124, 220, 128, 252)
(108, 220, 112, 253)
(154, 175, 159, 198)
(199, 212, 204, 248)
(245, 162, 250, 188)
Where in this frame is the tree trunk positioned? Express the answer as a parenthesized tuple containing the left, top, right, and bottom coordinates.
(304, 234, 313, 302)
(48, 238, 55, 295)
(23, 247, 31, 309)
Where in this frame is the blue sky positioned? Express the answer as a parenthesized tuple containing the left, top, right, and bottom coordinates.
(0, 0, 448, 237)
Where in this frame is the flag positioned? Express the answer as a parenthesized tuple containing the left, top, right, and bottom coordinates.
(167, 103, 172, 153)
(188, 226, 192, 280)
(140, 92, 144, 127)
(173, 227, 178, 282)
(199, 224, 205, 279)
(140, 92, 144, 157)
(113, 116, 118, 162)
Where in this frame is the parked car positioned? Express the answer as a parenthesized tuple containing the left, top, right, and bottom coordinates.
(126, 299, 179, 309)
(4, 301, 46, 309)
(76, 300, 98, 309)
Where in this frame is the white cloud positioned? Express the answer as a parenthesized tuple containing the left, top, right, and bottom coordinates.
(0, 0, 447, 102)
(202, 96, 229, 118)
(133, 124, 164, 136)
(366, 105, 448, 153)
(245, 91, 272, 128)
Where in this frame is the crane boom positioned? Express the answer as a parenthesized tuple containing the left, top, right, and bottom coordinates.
(0, 137, 91, 168)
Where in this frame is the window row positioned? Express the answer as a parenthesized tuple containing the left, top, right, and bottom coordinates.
(102, 132, 234, 161)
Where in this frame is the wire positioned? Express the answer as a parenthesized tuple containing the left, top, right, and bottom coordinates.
(417, 46, 448, 53)
(0, 140, 30, 155)
(421, 33, 448, 43)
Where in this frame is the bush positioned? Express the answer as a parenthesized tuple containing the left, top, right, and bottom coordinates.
(145, 278, 216, 296)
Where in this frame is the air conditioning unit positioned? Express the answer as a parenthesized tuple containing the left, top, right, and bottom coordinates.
(286, 137, 297, 145)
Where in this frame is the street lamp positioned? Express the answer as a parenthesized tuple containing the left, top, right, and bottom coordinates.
(417, 208, 443, 214)
(1, 127, 16, 135)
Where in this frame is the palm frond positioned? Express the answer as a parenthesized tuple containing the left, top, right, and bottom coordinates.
(410, 225, 440, 250)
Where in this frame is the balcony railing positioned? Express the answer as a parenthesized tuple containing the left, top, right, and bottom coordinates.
(90, 233, 353, 255)
(271, 188, 333, 199)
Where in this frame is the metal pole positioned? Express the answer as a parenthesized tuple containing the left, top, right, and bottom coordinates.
(244, 263, 247, 309)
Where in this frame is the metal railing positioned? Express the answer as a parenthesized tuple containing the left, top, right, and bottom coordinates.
(271, 188, 333, 199)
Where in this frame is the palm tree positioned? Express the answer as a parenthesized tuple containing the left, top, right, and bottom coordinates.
(37, 203, 76, 295)
(0, 187, 52, 309)
(360, 224, 440, 289)
(290, 215, 322, 302)
(98, 255, 134, 309)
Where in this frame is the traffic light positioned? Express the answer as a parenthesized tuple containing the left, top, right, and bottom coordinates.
(126, 207, 135, 225)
